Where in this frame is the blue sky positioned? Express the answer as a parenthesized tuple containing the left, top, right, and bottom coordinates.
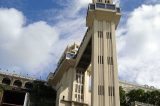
(0, 0, 160, 87)
(0, 0, 145, 24)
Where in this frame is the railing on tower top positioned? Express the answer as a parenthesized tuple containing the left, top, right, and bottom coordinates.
(88, 3, 120, 12)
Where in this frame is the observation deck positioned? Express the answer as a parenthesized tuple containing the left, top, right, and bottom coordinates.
(86, 3, 121, 27)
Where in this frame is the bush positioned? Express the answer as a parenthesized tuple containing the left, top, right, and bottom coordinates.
(30, 80, 56, 106)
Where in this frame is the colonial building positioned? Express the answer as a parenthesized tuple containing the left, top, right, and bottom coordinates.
(0, 71, 34, 106)
(48, 43, 158, 106)
(131, 101, 155, 106)
(119, 80, 158, 93)
(1, 0, 158, 106)
(48, 0, 121, 105)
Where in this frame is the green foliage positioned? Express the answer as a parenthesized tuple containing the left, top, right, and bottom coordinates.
(119, 86, 126, 106)
(126, 89, 145, 104)
(30, 80, 56, 106)
(0, 84, 12, 91)
(119, 87, 160, 106)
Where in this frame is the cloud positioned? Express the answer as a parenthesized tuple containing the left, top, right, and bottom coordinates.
(0, 0, 92, 78)
(117, 4, 160, 88)
(0, 8, 59, 75)
(144, 0, 160, 4)
(42, 0, 92, 61)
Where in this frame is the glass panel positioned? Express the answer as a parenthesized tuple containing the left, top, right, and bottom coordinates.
(106, 4, 115, 10)
(75, 84, 78, 92)
(96, 3, 105, 8)
(90, 4, 95, 10)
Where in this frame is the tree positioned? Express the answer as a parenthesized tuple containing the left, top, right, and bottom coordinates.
(148, 90, 160, 105)
(30, 80, 57, 106)
(141, 91, 151, 103)
(124, 89, 160, 105)
(126, 89, 145, 104)
(119, 86, 126, 106)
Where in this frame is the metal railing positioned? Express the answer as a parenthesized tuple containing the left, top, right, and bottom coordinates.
(88, 3, 120, 13)
(0, 69, 35, 80)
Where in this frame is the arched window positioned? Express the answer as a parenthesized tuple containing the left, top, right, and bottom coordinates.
(2, 77, 11, 85)
(25, 82, 33, 89)
(13, 80, 22, 87)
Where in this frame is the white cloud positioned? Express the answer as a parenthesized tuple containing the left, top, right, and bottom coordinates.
(117, 4, 160, 88)
(0, 8, 59, 74)
(144, 0, 160, 4)
(51, 0, 91, 17)
(0, 0, 91, 78)
(43, 0, 91, 61)
(0, 8, 23, 44)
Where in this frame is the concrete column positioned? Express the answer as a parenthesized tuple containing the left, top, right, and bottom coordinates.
(111, 21, 120, 106)
(91, 19, 99, 106)
(91, 19, 120, 106)
(103, 20, 109, 106)
(84, 71, 89, 104)
(71, 68, 76, 102)
(23, 93, 29, 106)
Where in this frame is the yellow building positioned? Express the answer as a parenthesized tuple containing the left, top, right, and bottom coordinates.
(48, 43, 158, 106)
(0, 71, 34, 106)
(48, 0, 121, 106)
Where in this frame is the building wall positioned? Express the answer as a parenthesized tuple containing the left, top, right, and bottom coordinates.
(0, 72, 34, 89)
(52, 65, 158, 106)
(0, 72, 34, 106)
(131, 101, 155, 106)
(48, 32, 158, 106)
(55, 67, 74, 106)
(119, 81, 158, 93)
(52, 63, 159, 106)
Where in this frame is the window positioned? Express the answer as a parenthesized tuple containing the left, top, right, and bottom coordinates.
(2, 77, 11, 85)
(105, 0, 110, 3)
(98, 85, 104, 95)
(63, 96, 65, 100)
(78, 95, 80, 101)
(106, 32, 112, 39)
(81, 85, 84, 93)
(13, 80, 22, 87)
(108, 86, 115, 96)
(98, 56, 104, 64)
(98, 0, 102, 2)
(75, 84, 78, 92)
(82, 76, 84, 84)
(107, 57, 113, 65)
(78, 85, 81, 93)
(81, 95, 84, 100)
(98, 31, 103, 38)
(75, 69, 84, 102)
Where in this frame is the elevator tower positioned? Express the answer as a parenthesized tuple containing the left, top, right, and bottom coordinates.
(86, 0, 121, 106)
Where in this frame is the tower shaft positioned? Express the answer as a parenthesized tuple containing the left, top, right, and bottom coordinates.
(86, 1, 121, 106)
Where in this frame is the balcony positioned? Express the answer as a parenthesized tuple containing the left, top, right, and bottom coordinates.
(86, 3, 121, 28)
(88, 3, 120, 13)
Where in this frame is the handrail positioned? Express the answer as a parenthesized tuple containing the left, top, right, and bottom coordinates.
(88, 3, 120, 13)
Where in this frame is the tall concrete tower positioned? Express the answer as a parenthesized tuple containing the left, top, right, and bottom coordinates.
(86, 0, 121, 106)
